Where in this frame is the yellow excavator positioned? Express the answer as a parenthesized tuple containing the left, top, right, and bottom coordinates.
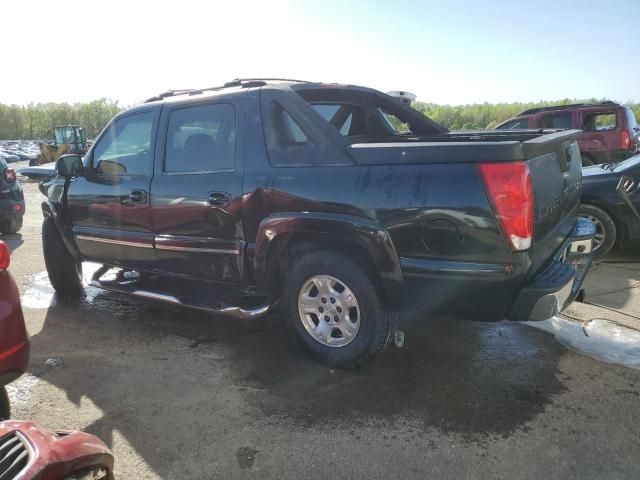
(33, 125, 88, 166)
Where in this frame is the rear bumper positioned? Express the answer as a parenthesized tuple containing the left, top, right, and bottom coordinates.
(509, 217, 595, 321)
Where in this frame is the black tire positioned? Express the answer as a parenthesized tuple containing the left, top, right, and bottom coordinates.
(281, 250, 391, 369)
(579, 204, 617, 259)
(0, 216, 22, 235)
(0, 386, 9, 420)
(42, 216, 83, 297)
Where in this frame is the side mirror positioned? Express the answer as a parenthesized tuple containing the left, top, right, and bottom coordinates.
(56, 154, 83, 177)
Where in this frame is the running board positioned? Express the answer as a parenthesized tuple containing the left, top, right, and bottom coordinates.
(90, 266, 271, 319)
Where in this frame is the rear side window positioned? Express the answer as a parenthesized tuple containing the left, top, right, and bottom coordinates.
(311, 104, 366, 136)
(583, 112, 617, 131)
(498, 118, 530, 130)
(539, 112, 572, 129)
(165, 104, 235, 173)
(378, 108, 410, 134)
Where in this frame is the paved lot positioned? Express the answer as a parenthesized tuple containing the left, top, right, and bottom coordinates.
(3, 179, 640, 479)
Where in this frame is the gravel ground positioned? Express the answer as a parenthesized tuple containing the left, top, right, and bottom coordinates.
(2, 177, 640, 479)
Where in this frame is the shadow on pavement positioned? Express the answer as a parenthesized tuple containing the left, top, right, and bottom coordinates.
(584, 244, 640, 312)
(22, 284, 568, 475)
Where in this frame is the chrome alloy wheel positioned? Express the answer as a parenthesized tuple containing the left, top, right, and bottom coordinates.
(297, 275, 361, 348)
(580, 214, 605, 251)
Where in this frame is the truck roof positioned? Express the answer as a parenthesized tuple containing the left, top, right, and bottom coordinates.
(517, 101, 622, 116)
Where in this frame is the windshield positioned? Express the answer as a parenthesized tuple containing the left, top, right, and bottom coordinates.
(54, 126, 75, 144)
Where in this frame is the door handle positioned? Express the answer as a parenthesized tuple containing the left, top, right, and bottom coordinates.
(126, 189, 147, 204)
(208, 191, 232, 207)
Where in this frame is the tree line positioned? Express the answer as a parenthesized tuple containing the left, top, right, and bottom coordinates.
(0, 99, 121, 140)
(0, 98, 638, 140)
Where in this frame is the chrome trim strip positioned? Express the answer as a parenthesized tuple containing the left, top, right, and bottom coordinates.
(76, 235, 154, 249)
(129, 289, 270, 319)
(155, 244, 239, 255)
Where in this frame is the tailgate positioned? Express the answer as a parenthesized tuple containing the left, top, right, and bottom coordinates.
(523, 130, 583, 273)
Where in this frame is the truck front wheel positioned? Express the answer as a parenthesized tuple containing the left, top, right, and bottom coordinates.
(42, 217, 84, 298)
(281, 250, 391, 369)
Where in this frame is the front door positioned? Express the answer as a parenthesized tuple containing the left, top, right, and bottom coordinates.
(150, 100, 245, 282)
(66, 108, 158, 271)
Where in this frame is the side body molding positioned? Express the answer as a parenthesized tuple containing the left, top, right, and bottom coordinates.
(253, 212, 404, 306)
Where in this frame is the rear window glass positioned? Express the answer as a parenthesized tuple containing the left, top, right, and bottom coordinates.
(378, 108, 410, 134)
(583, 112, 617, 131)
(539, 112, 572, 129)
(165, 103, 235, 173)
(497, 118, 530, 130)
(311, 104, 365, 136)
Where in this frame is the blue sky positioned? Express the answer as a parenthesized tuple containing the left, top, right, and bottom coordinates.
(1, 0, 637, 105)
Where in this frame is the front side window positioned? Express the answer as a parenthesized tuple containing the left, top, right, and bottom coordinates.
(539, 112, 572, 129)
(92, 111, 154, 175)
(583, 112, 617, 131)
(165, 104, 235, 173)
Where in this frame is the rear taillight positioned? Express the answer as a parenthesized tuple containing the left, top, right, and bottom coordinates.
(4, 168, 16, 183)
(478, 162, 534, 251)
(0, 241, 9, 271)
(621, 130, 631, 150)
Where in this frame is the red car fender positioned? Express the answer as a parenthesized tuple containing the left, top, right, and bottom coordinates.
(0, 421, 114, 479)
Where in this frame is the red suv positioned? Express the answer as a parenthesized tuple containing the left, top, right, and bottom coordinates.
(0, 240, 29, 419)
(497, 102, 639, 165)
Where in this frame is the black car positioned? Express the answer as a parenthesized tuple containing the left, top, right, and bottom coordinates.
(580, 155, 640, 258)
(40, 79, 594, 367)
(0, 155, 24, 235)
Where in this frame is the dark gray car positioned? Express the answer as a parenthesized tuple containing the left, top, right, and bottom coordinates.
(0, 155, 25, 234)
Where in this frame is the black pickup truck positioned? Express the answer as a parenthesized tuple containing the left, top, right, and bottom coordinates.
(40, 79, 594, 367)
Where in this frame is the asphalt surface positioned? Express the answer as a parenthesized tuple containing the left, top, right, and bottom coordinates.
(3, 177, 640, 479)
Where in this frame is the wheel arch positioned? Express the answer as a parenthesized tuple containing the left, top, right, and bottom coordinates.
(41, 200, 82, 260)
(253, 213, 404, 307)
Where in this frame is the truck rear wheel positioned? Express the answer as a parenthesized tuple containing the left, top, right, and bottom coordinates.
(281, 250, 391, 369)
(579, 204, 616, 259)
(42, 217, 83, 298)
(0, 386, 9, 420)
(0, 217, 22, 235)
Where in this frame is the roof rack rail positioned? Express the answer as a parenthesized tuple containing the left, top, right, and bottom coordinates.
(144, 78, 313, 103)
(518, 100, 619, 116)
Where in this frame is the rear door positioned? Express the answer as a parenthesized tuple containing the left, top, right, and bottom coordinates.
(150, 98, 245, 282)
(67, 108, 158, 270)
